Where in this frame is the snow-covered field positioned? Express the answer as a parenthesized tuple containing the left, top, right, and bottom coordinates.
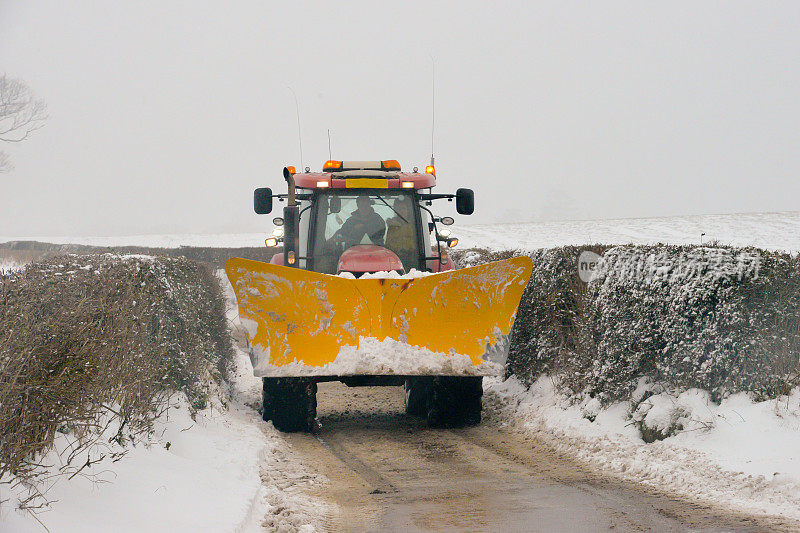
(3, 210, 799, 253)
(485, 376, 800, 523)
(458, 210, 800, 253)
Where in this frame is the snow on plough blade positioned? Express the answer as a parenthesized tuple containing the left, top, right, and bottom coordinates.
(225, 256, 533, 377)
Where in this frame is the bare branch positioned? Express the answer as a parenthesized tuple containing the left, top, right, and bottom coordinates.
(0, 74, 48, 170)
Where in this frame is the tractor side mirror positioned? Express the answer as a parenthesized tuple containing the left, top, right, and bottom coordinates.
(455, 188, 474, 215)
(329, 195, 341, 214)
(254, 188, 273, 214)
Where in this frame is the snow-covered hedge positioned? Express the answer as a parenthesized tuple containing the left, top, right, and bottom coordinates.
(582, 245, 800, 401)
(453, 245, 800, 402)
(0, 254, 234, 488)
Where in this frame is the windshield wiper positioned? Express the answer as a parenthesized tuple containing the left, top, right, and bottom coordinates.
(373, 195, 408, 223)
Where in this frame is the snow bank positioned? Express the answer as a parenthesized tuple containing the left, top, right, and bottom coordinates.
(0, 393, 264, 532)
(485, 376, 800, 522)
(0, 333, 326, 533)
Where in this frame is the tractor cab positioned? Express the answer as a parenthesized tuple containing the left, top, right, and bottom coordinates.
(312, 189, 422, 275)
(254, 160, 473, 276)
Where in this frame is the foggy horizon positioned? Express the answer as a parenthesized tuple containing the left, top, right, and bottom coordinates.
(2, 1, 799, 239)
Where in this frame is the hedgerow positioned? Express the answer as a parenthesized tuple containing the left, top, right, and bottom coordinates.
(453, 245, 800, 402)
(582, 245, 800, 401)
(0, 254, 233, 492)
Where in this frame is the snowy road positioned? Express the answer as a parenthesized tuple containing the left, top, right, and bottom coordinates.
(280, 383, 792, 532)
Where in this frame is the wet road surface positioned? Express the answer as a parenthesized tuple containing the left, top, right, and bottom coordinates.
(282, 383, 795, 532)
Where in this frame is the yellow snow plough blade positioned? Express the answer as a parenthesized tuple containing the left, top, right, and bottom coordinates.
(225, 256, 532, 375)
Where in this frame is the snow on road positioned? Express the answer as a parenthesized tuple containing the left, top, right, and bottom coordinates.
(485, 376, 800, 523)
(4, 210, 798, 253)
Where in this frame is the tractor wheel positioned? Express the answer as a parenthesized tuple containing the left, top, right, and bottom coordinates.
(262, 378, 317, 432)
(425, 376, 483, 428)
(404, 378, 431, 417)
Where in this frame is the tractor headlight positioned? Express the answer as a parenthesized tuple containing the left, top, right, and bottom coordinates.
(273, 227, 284, 237)
(265, 237, 278, 247)
(447, 237, 459, 248)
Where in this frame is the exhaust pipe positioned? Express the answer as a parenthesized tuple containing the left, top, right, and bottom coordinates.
(283, 166, 297, 207)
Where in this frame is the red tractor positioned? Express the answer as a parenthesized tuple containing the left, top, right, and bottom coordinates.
(227, 160, 531, 431)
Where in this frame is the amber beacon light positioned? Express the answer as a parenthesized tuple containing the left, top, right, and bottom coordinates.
(380, 159, 401, 171)
(323, 160, 343, 172)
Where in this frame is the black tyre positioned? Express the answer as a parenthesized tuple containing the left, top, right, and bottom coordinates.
(261, 378, 276, 423)
(425, 376, 483, 428)
(404, 378, 431, 417)
(262, 378, 317, 432)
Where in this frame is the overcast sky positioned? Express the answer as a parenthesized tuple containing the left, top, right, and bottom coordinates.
(1, 1, 798, 238)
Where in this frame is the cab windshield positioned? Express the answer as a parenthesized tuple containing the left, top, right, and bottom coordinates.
(311, 191, 421, 274)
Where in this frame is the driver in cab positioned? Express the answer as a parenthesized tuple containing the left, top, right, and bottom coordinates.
(332, 195, 385, 248)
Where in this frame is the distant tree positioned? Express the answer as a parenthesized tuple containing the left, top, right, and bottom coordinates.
(0, 74, 47, 172)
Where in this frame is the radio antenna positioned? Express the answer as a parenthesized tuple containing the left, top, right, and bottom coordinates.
(430, 56, 436, 167)
(287, 86, 304, 170)
(327, 129, 332, 160)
